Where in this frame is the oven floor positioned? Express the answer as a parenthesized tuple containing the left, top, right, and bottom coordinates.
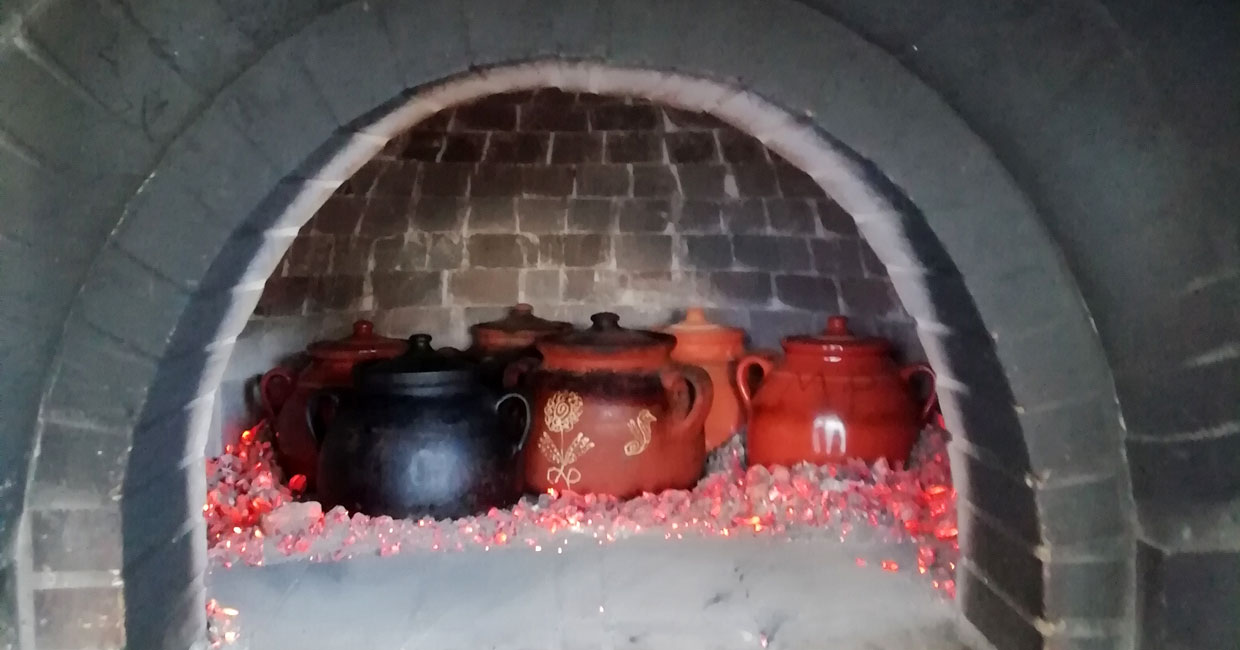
(206, 534, 978, 650)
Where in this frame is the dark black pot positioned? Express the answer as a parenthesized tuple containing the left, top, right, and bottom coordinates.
(310, 334, 531, 519)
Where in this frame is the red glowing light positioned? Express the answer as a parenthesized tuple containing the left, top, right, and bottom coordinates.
(287, 474, 307, 493)
(881, 560, 899, 572)
(855, 558, 867, 567)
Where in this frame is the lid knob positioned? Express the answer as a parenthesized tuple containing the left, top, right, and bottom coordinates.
(511, 303, 533, 316)
(352, 320, 375, 338)
(683, 307, 707, 324)
(590, 312, 621, 331)
(825, 316, 851, 336)
(409, 333, 433, 350)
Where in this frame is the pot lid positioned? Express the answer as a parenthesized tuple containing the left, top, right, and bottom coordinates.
(471, 304, 572, 336)
(307, 320, 407, 360)
(783, 316, 890, 355)
(544, 312, 674, 351)
(355, 334, 476, 388)
(664, 307, 744, 349)
(665, 307, 743, 336)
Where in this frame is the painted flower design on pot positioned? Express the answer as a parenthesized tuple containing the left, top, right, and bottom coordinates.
(538, 390, 594, 489)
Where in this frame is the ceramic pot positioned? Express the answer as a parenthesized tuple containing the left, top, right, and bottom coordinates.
(513, 312, 714, 497)
(737, 316, 936, 467)
(312, 334, 531, 519)
(465, 303, 572, 391)
(259, 320, 406, 489)
(663, 308, 749, 451)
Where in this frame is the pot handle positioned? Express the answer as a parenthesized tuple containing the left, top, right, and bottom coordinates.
(502, 356, 541, 391)
(495, 392, 532, 457)
(662, 364, 714, 441)
(304, 390, 341, 449)
(259, 367, 296, 417)
(899, 363, 938, 425)
(735, 354, 775, 413)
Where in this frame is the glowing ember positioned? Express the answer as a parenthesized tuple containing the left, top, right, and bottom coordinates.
(205, 425, 959, 597)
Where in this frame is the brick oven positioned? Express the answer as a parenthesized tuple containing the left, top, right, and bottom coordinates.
(2, 3, 1237, 650)
(198, 92, 945, 649)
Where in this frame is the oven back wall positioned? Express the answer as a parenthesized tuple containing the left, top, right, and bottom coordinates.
(212, 92, 921, 450)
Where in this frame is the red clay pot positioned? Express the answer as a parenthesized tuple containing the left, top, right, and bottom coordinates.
(465, 304, 571, 391)
(736, 316, 936, 468)
(515, 312, 713, 497)
(663, 308, 748, 451)
(260, 320, 406, 488)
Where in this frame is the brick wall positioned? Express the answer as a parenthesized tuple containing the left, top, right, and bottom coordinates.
(215, 90, 921, 448)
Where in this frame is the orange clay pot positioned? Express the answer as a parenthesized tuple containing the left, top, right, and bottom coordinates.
(663, 308, 747, 451)
(259, 320, 406, 489)
(514, 312, 713, 497)
(736, 316, 936, 468)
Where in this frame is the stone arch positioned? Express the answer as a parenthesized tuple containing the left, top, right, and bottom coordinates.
(10, 1, 1211, 648)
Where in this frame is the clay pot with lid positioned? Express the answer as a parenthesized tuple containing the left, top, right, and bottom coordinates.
(512, 312, 714, 497)
(465, 303, 572, 391)
(737, 316, 936, 467)
(259, 320, 406, 489)
(663, 308, 750, 451)
(312, 334, 531, 519)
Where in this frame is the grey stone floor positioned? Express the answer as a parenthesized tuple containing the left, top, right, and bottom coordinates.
(207, 535, 976, 650)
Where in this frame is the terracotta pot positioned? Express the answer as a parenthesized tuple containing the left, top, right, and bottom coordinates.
(663, 308, 748, 451)
(736, 316, 936, 467)
(259, 320, 406, 489)
(514, 312, 713, 497)
(465, 303, 571, 391)
(313, 334, 531, 519)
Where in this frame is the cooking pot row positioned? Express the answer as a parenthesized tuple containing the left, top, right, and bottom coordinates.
(259, 307, 935, 520)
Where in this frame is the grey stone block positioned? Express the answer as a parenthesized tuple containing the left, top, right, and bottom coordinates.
(614, 235, 672, 271)
(29, 421, 129, 507)
(775, 275, 839, 311)
(682, 235, 733, 270)
(78, 245, 191, 358)
(995, 314, 1113, 408)
(118, 0, 258, 93)
(122, 526, 207, 637)
(295, 1, 406, 124)
(1141, 545, 1240, 650)
(24, 0, 204, 140)
(468, 234, 537, 268)
(376, 0, 465, 89)
(963, 512, 1043, 617)
(215, 0, 343, 47)
(1043, 554, 1129, 620)
(156, 105, 282, 227)
(31, 507, 122, 572)
(567, 198, 614, 232)
(1038, 472, 1128, 544)
(516, 198, 568, 233)
(463, 0, 608, 64)
(372, 271, 442, 308)
(112, 181, 233, 290)
(709, 272, 772, 306)
(41, 315, 157, 431)
(959, 449, 1040, 544)
(1128, 433, 1240, 501)
(34, 586, 125, 649)
(0, 562, 15, 649)
(1018, 396, 1124, 476)
(0, 44, 159, 174)
(959, 563, 1044, 650)
(121, 453, 205, 560)
(733, 235, 810, 272)
(618, 199, 672, 232)
(213, 38, 343, 173)
(449, 269, 519, 304)
(1114, 359, 1240, 442)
